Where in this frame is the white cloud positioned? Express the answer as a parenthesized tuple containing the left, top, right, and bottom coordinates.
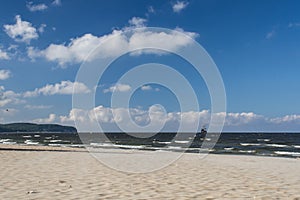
(60, 105, 210, 132)
(33, 114, 56, 123)
(38, 24, 47, 33)
(52, 0, 61, 6)
(60, 108, 89, 123)
(128, 17, 147, 28)
(225, 112, 264, 126)
(4, 15, 38, 43)
(0, 86, 24, 107)
(25, 105, 53, 109)
(103, 83, 132, 93)
(28, 22, 197, 66)
(56, 105, 300, 132)
(172, 1, 189, 13)
(141, 85, 152, 91)
(266, 30, 275, 40)
(26, 2, 48, 12)
(27, 46, 42, 60)
(0, 70, 11, 80)
(270, 114, 300, 124)
(61, 107, 300, 132)
(0, 48, 10, 60)
(23, 80, 91, 97)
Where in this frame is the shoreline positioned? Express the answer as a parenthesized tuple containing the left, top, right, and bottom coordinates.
(1, 143, 300, 161)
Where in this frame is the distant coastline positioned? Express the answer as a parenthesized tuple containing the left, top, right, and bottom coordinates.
(0, 123, 77, 133)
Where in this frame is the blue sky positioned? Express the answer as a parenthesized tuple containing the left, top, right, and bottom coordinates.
(1, 0, 300, 132)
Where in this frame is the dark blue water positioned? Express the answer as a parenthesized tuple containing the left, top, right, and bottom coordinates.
(1, 132, 300, 158)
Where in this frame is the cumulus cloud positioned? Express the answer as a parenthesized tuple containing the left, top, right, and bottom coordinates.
(26, 2, 48, 12)
(225, 112, 264, 126)
(38, 24, 47, 33)
(23, 80, 91, 97)
(27, 46, 42, 60)
(270, 114, 300, 124)
(141, 85, 152, 91)
(0, 48, 10, 60)
(0, 70, 11, 80)
(33, 114, 56, 123)
(140, 85, 160, 91)
(60, 105, 210, 132)
(128, 17, 147, 28)
(3, 15, 38, 43)
(0, 86, 24, 107)
(61, 106, 300, 132)
(103, 83, 132, 93)
(27, 19, 197, 65)
(172, 1, 189, 13)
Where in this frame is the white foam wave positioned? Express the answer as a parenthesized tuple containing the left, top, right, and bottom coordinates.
(274, 151, 300, 156)
(167, 146, 182, 150)
(2, 141, 16, 145)
(0, 139, 11, 142)
(24, 140, 39, 145)
(49, 140, 62, 143)
(174, 140, 189, 144)
(153, 141, 171, 144)
(238, 150, 255, 153)
(265, 144, 287, 148)
(257, 139, 271, 142)
(240, 143, 262, 146)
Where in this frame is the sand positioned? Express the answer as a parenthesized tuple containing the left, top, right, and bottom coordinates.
(0, 145, 299, 199)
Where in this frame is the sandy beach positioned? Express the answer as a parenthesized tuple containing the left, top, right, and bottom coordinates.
(0, 145, 299, 200)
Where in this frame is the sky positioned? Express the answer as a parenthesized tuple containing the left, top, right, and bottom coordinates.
(1, 0, 300, 132)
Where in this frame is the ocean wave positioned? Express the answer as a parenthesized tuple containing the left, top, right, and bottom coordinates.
(48, 143, 66, 147)
(238, 150, 256, 153)
(153, 141, 171, 144)
(49, 140, 62, 143)
(174, 140, 190, 144)
(240, 143, 262, 146)
(167, 146, 182, 150)
(265, 144, 288, 148)
(224, 147, 234, 150)
(274, 151, 300, 156)
(0, 139, 11, 143)
(90, 143, 115, 147)
(257, 139, 271, 142)
(24, 140, 39, 145)
(114, 144, 145, 149)
(2, 141, 17, 145)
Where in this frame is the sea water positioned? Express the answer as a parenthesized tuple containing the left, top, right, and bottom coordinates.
(1, 132, 300, 158)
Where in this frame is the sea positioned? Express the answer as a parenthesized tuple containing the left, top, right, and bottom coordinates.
(1, 132, 300, 159)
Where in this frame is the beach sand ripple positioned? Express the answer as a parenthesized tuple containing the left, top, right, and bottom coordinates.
(0, 147, 299, 199)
